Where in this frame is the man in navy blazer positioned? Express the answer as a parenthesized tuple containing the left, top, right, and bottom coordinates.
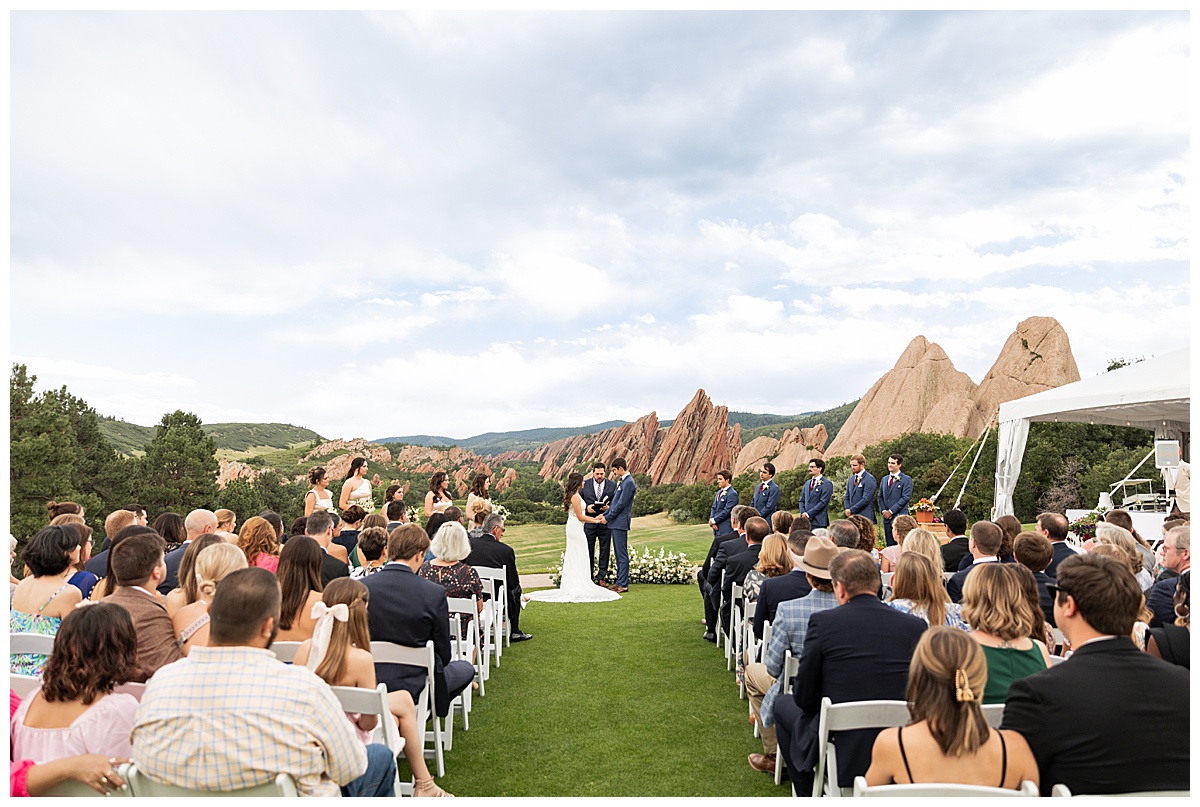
(773, 550, 927, 795)
(709, 470, 738, 539)
(700, 505, 752, 640)
(159, 509, 217, 595)
(1002, 553, 1190, 795)
(798, 459, 833, 529)
(876, 454, 914, 546)
(580, 462, 617, 583)
(751, 463, 781, 528)
(596, 457, 635, 593)
(841, 454, 877, 523)
(946, 521, 1003, 603)
(1037, 511, 1079, 578)
(719, 516, 768, 636)
(362, 524, 476, 718)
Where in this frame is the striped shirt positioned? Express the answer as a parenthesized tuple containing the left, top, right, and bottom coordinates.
(131, 645, 366, 797)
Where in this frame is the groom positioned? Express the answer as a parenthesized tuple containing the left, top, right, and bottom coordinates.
(597, 457, 635, 594)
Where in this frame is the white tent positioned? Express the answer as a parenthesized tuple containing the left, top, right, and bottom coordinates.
(992, 348, 1191, 518)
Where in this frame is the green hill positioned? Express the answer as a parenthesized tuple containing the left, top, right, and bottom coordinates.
(738, 400, 859, 444)
(374, 421, 627, 455)
(99, 417, 323, 457)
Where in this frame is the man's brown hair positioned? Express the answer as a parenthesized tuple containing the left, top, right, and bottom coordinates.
(1037, 512, 1069, 542)
(110, 532, 166, 587)
(105, 509, 137, 539)
(970, 521, 1004, 556)
(1054, 553, 1141, 637)
(388, 523, 430, 562)
(1014, 532, 1053, 573)
(744, 516, 769, 544)
(829, 548, 880, 598)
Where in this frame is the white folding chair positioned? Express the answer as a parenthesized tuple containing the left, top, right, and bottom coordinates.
(728, 582, 744, 673)
(740, 600, 758, 700)
(854, 776, 1038, 797)
(881, 572, 895, 587)
(125, 763, 297, 796)
(41, 762, 135, 797)
(331, 683, 405, 795)
(1051, 784, 1190, 797)
(10, 672, 41, 699)
(774, 650, 802, 785)
(1051, 627, 1068, 655)
(981, 703, 1005, 728)
(812, 697, 913, 796)
(10, 631, 56, 657)
(270, 641, 303, 663)
(371, 640, 443, 779)
(1049, 655, 1067, 666)
(944, 571, 956, 581)
(444, 596, 480, 748)
(471, 564, 508, 674)
(715, 570, 727, 650)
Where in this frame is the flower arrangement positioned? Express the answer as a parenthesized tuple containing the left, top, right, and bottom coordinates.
(1068, 510, 1102, 543)
(492, 502, 512, 520)
(406, 506, 421, 526)
(910, 498, 939, 514)
(549, 547, 694, 587)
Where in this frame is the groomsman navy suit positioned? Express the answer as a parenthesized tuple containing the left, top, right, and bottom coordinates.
(709, 471, 738, 538)
(598, 458, 635, 593)
(580, 464, 618, 582)
(876, 454, 914, 546)
(798, 459, 833, 529)
(751, 463, 781, 527)
(842, 455, 877, 523)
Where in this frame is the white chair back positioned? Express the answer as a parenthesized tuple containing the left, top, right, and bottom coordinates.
(331, 682, 405, 794)
(42, 762, 134, 797)
(471, 564, 508, 670)
(1050, 784, 1190, 797)
(270, 641, 303, 663)
(813, 697, 913, 796)
(981, 703, 1005, 728)
(10, 631, 56, 656)
(369, 640, 443, 779)
(774, 649, 804, 785)
(853, 775, 1038, 797)
(10, 672, 41, 699)
(881, 572, 895, 587)
(125, 763, 297, 796)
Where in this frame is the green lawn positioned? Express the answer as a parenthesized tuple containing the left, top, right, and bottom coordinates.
(504, 514, 715, 574)
(423, 584, 788, 797)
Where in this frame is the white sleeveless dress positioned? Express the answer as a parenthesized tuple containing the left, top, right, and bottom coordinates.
(347, 478, 374, 513)
(527, 510, 621, 603)
(309, 488, 335, 513)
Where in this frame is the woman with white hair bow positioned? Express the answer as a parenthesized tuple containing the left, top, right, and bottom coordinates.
(292, 578, 452, 797)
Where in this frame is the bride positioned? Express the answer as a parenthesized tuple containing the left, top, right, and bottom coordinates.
(527, 472, 621, 603)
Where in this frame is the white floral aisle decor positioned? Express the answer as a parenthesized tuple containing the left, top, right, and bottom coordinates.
(549, 546, 693, 587)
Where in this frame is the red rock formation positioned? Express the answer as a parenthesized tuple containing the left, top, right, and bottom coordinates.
(649, 390, 740, 485)
(491, 450, 532, 463)
(533, 413, 662, 481)
(771, 426, 829, 472)
(217, 460, 260, 489)
(971, 316, 1080, 420)
(495, 467, 519, 493)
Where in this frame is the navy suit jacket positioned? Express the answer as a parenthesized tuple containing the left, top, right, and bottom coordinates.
(790, 595, 927, 784)
(751, 481, 781, 526)
(1031, 569, 1056, 627)
(753, 569, 812, 641)
(720, 543, 763, 631)
(1001, 637, 1190, 795)
(1043, 540, 1079, 579)
(158, 541, 191, 595)
(707, 533, 748, 592)
(700, 529, 737, 582)
(946, 557, 1000, 603)
(843, 472, 877, 523)
(876, 472, 913, 521)
(1145, 572, 1187, 627)
(580, 478, 617, 538)
(710, 486, 738, 536)
(362, 563, 456, 716)
(799, 477, 833, 528)
(604, 473, 636, 531)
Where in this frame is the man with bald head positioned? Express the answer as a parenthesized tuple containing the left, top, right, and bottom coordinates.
(158, 509, 218, 595)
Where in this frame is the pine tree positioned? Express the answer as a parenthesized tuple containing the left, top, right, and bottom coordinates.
(138, 410, 220, 514)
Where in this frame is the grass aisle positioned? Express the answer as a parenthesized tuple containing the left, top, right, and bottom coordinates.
(430, 584, 788, 797)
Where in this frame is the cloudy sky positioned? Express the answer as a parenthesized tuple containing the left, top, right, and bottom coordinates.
(10, 11, 1190, 442)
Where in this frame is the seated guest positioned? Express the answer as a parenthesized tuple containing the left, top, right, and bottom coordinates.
(237, 515, 281, 573)
(1037, 511, 1077, 578)
(848, 514, 878, 556)
(349, 526, 389, 579)
(9, 719, 131, 797)
(879, 515, 917, 573)
(10, 526, 84, 675)
(1146, 525, 1189, 626)
(939, 509, 970, 573)
(214, 508, 236, 535)
(11, 602, 140, 763)
(386, 500, 408, 533)
(1102, 508, 1155, 572)
(743, 530, 794, 603)
(259, 510, 285, 546)
(900, 528, 944, 576)
(1089, 544, 1155, 648)
(306, 511, 352, 585)
(792, 513, 811, 532)
(1009, 562, 1057, 650)
(773, 550, 928, 794)
(947, 521, 1004, 603)
(289, 517, 308, 545)
(753, 529, 813, 642)
(50, 517, 98, 599)
(420, 521, 486, 640)
(464, 513, 532, 642)
(467, 509, 487, 539)
(152, 512, 187, 554)
(771, 510, 794, 539)
(745, 535, 840, 775)
(864, 627, 1038, 789)
(90, 525, 158, 601)
(1145, 572, 1189, 668)
(362, 524, 477, 721)
(993, 514, 1022, 564)
(84, 509, 137, 575)
(172, 543, 248, 653)
(1002, 553, 1190, 795)
(888, 553, 969, 629)
(107, 533, 184, 681)
(335, 505, 367, 557)
(276, 535, 325, 643)
(292, 579, 453, 796)
(132, 567, 395, 796)
(699, 505, 753, 642)
(719, 517, 770, 637)
(159, 510, 217, 595)
(961, 564, 1049, 703)
(1014, 532, 1056, 627)
(164, 534, 223, 616)
(826, 519, 860, 551)
(1093, 522, 1153, 589)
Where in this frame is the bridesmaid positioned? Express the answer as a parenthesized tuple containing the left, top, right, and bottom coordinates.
(339, 458, 374, 514)
(304, 467, 335, 517)
(465, 473, 493, 523)
(424, 471, 453, 518)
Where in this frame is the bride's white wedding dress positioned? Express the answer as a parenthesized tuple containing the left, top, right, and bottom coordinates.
(527, 504, 621, 603)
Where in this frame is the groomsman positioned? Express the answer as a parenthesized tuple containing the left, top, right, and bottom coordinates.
(709, 470, 739, 538)
(877, 453, 914, 547)
(842, 453, 877, 522)
(752, 463, 781, 527)
(799, 459, 833, 529)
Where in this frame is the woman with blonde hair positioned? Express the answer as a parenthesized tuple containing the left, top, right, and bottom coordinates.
(864, 627, 1038, 789)
(171, 543, 248, 653)
(237, 516, 281, 573)
(888, 553, 969, 630)
(961, 564, 1050, 703)
(1093, 522, 1153, 589)
(901, 528, 944, 575)
(214, 509, 236, 534)
(743, 533, 794, 603)
(163, 534, 223, 616)
(879, 515, 918, 573)
(293, 579, 452, 797)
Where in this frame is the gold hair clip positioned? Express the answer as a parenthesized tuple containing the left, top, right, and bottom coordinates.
(955, 668, 975, 703)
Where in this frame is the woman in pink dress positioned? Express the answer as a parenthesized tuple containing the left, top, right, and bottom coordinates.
(237, 516, 281, 573)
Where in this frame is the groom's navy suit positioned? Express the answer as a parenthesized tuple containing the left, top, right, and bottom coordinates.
(604, 472, 636, 589)
(580, 477, 617, 580)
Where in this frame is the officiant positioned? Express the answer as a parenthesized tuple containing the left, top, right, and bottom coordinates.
(581, 462, 617, 585)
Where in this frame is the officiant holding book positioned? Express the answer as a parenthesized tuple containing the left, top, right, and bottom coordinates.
(581, 462, 617, 584)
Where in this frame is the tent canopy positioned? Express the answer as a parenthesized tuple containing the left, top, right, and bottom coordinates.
(992, 348, 1190, 518)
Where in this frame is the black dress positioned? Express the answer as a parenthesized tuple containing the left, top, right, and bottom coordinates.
(1147, 624, 1190, 669)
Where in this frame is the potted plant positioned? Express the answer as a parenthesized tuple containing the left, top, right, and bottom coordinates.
(910, 498, 939, 524)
